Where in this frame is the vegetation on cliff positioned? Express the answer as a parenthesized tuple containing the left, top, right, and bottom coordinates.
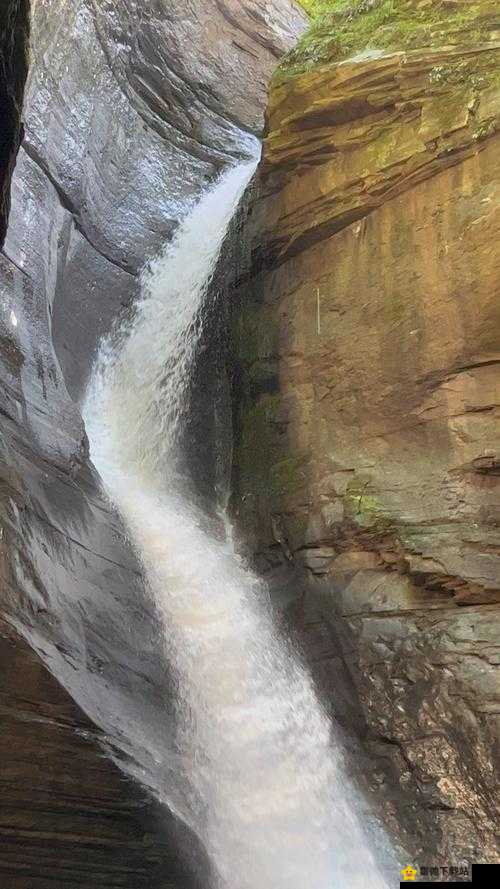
(284, 0, 499, 80)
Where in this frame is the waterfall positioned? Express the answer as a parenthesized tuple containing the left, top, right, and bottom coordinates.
(84, 159, 390, 889)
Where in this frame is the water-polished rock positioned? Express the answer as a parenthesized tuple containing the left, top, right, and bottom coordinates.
(0, 1, 306, 885)
(0, 621, 212, 888)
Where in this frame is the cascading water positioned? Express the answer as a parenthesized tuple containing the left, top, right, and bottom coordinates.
(84, 157, 391, 889)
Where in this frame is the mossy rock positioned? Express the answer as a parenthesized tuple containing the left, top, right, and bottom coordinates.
(234, 392, 309, 503)
(279, 0, 500, 81)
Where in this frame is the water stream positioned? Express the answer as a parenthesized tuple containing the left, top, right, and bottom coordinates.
(84, 159, 390, 889)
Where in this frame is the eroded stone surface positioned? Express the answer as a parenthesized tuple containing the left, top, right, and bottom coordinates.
(0, 0, 306, 883)
(20, 0, 306, 399)
(230, 5, 500, 863)
(0, 621, 211, 889)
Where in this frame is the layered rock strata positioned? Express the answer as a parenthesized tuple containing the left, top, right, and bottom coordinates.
(230, 0, 500, 864)
(0, 621, 211, 889)
(0, 1, 306, 884)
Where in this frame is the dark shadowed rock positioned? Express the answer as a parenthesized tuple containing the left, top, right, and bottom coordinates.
(0, 621, 212, 889)
(0, 0, 30, 245)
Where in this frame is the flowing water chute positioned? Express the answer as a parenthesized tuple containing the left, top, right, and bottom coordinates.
(84, 157, 391, 889)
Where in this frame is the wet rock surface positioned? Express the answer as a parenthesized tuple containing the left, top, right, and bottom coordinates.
(0, 621, 210, 889)
(230, 2, 500, 866)
(23, 0, 306, 400)
(0, 0, 306, 885)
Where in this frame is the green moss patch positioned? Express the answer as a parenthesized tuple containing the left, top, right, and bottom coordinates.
(234, 394, 307, 498)
(280, 1, 499, 81)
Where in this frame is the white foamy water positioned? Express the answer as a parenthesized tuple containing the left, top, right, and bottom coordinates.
(84, 160, 390, 889)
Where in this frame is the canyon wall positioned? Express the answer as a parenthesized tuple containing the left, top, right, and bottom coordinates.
(230, 0, 500, 865)
(0, 620, 211, 889)
(0, 1, 306, 885)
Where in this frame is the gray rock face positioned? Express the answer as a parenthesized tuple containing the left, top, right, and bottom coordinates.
(22, 0, 305, 399)
(0, 1, 306, 884)
(0, 620, 211, 888)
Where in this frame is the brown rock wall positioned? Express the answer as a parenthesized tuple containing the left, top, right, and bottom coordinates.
(0, 621, 210, 888)
(230, 19, 500, 864)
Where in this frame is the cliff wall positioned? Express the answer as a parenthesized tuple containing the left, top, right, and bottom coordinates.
(0, 2, 306, 884)
(231, 0, 500, 864)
